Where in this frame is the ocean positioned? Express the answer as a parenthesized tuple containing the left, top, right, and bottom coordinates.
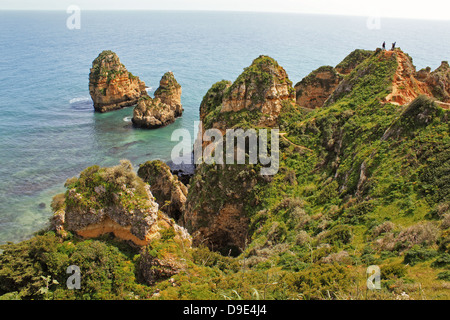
(0, 10, 449, 244)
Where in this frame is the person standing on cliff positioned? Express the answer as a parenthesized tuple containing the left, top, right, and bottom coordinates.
(391, 42, 396, 50)
(382, 41, 386, 50)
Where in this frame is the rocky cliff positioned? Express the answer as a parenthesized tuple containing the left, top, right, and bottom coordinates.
(132, 72, 183, 128)
(2, 48, 450, 301)
(417, 61, 450, 103)
(137, 160, 188, 222)
(220, 55, 295, 127)
(89, 50, 148, 113)
(183, 55, 295, 254)
(51, 160, 191, 247)
(294, 66, 342, 109)
(294, 49, 372, 109)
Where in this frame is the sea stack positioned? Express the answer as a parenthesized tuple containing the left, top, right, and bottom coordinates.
(89, 50, 147, 113)
(132, 71, 183, 129)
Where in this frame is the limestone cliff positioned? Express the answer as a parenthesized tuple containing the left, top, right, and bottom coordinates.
(383, 50, 433, 105)
(335, 49, 373, 75)
(137, 160, 188, 222)
(294, 49, 372, 109)
(183, 56, 294, 254)
(154, 71, 183, 113)
(50, 160, 191, 247)
(89, 50, 147, 113)
(418, 61, 450, 103)
(294, 66, 342, 109)
(132, 72, 183, 128)
(220, 55, 295, 127)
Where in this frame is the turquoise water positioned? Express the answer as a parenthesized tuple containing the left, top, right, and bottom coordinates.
(0, 11, 449, 244)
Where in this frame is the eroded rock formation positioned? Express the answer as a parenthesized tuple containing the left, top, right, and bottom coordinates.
(132, 72, 183, 128)
(294, 66, 342, 109)
(220, 55, 295, 126)
(89, 50, 147, 113)
(50, 160, 191, 247)
(138, 160, 188, 222)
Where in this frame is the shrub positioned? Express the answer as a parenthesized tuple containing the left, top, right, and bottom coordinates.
(191, 246, 239, 272)
(285, 263, 353, 300)
(381, 263, 407, 280)
(371, 221, 396, 238)
(319, 225, 353, 245)
(403, 246, 438, 266)
(431, 253, 450, 268)
(394, 222, 439, 251)
(437, 271, 450, 281)
(320, 251, 352, 265)
(266, 221, 288, 244)
(295, 231, 312, 245)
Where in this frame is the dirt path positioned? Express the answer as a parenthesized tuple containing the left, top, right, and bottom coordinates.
(384, 50, 432, 106)
(278, 132, 314, 152)
(435, 101, 450, 110)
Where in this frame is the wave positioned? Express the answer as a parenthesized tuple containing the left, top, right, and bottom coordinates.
(123, 116, 132, 122)
(69, 96, 93, 111)
(69, 96, 91, 104)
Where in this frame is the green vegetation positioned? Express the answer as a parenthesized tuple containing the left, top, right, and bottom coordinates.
(1, 49, 449, 300)
(223, 55, 291, 105)
(335, 49, 374, 74)
(63, 160, 150, 212)
(154, 72, 181, 97)
(89, 50, 127, 85)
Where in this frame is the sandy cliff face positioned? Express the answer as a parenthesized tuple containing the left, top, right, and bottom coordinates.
(132, 72, 183, 128)
(295, 66, 343, 109)
(383, 50, 433, 106)
(89, 50, 147, 113)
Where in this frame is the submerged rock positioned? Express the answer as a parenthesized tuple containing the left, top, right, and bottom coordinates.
(132, 72, 183, 129)
(89, 50, 147, 113)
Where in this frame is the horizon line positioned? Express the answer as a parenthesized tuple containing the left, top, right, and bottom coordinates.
(1, 9, 449, 21)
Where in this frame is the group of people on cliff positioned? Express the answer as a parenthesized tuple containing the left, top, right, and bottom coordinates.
(382, 41, 396, 51)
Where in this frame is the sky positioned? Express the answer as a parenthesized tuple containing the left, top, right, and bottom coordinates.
(1, 0, 449, 20)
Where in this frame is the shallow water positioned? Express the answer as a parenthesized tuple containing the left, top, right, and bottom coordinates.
(0, 10, 449, 243)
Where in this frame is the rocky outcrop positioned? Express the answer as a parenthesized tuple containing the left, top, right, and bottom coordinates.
(294, 66, 343, 109)
(335, 49, 373, 75)
(384, 50, 433, 106)
(138, 216, 191, 285)
(138, 246, 185, 285)
(182, 56, 295, 254)
(294, 49, 373, 109)
(138, 160, 188, 222)
(50, 160, 191, 247)
(220, 55, 295, 127)
(418, 61, 450, 103)
(89, 50, 147, 113)
(200, 80, 232, 122)
(154, 71, 183, 113)
(132, 72, 183, 128)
